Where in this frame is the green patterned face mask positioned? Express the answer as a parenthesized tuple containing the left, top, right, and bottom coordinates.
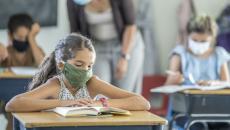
(62, 62, 93, 89)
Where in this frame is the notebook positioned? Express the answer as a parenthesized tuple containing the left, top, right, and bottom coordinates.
(151, 81, 230, 94)
(48, 106, 131, 117)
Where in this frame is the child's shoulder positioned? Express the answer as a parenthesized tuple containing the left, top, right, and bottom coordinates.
(214, 46, 230, 56)
(45, 76, 61, 88)
(87, 75, 102, 88)
(213, 46, 230, 65)
(215, 46, 228, 52)
(171, 45, 187, 56)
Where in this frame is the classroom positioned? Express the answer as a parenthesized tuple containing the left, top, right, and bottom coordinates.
(0, 0, 230, 130)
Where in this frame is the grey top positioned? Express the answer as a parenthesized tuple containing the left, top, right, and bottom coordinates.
(85, 8, 118, 41)
(57, 74, 91, 100)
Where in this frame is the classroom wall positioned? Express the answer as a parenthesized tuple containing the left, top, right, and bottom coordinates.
(0, 0, 70, 55)
(0, 0, 229, 73)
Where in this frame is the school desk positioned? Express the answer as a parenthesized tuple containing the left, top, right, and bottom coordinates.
(13, 111, 168, 130)
(171, 89, 230, 130)
(0, 71, 31, 102)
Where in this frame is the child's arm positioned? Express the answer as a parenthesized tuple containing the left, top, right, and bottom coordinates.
(220, 63, 230, 81)
(28, 23, 45, 66)
(5, 78, 92, 112)
(197, 63, 230, 86)
(164, 54, 183, 85)
(87, 76, 150, 111)
(0, 43, 8, 63)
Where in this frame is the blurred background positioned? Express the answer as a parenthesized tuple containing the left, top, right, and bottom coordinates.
(0, 0, 229, 129)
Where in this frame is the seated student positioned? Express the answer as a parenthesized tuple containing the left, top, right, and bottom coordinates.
(165, 14, 230, 130)
(0, 13, 45, 130)
(5, 33, 150, 112)
(0, 13, 45, 67)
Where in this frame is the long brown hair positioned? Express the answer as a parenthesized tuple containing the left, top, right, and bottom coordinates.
(28, 33, 95, 90)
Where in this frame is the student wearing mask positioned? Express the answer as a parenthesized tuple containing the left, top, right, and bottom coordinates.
(165, 14, 230, 130)
(165, 14, 230, 86)
(0, 13, 45, 130)
(0, 13, 45, 67)
(5, 33, 150, 112)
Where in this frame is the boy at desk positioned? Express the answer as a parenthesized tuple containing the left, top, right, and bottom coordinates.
(0, 13, 45, 130)
(5, 33, 150, 112)
(0, 13, 44, 67)
(165, 14, 230, 130)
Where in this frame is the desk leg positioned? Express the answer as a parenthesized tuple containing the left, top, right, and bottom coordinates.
(184, 119, 209, 130)
(152, 125, 164, 130)
(13, 117, 20, 130)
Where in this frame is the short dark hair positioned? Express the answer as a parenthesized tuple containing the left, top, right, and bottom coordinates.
(7, 13, 34, 34)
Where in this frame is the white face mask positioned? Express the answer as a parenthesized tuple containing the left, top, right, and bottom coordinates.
(188, 38, 210, 55)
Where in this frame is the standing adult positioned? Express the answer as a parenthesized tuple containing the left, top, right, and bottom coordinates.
(67, 0, 144, 94)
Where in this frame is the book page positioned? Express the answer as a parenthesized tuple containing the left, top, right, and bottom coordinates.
(51, 107, 100, 117)
(46, 106, 131, 117)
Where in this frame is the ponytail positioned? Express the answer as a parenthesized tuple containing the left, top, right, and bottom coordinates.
(28, 51, 57, 90)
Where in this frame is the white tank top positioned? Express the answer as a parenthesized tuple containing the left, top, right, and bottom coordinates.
(85, 8, 118, 41)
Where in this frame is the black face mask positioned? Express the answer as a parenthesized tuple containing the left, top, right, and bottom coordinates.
(12, 39, 29, 52)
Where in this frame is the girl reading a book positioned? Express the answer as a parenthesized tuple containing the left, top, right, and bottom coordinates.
(5, 33, 150, 112)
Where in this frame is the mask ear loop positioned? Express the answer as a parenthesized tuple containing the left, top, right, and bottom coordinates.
(57, 61, 66, 75)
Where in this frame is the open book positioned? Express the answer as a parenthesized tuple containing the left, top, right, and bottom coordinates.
(48, 106, 131, 117)
(151, 81, 230, 94)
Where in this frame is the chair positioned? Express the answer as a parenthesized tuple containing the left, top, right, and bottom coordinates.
(142, 75, 168, 116)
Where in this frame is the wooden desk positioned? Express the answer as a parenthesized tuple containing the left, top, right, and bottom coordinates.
(13, 111, 167, 130)
(183, 89, 230, 95)
(0, 71, 33, 79)
(0, 71, 32, 102)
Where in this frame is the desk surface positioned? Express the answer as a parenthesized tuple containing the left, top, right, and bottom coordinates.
(13, 111, 167, 128)
(0, 71, 32, 79)
(183, 89, 230, 95)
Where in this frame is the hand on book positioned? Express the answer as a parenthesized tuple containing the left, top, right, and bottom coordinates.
(61, 98, 94, 107)
(197, 80, 228, 86)
(87, 101, 103, 107)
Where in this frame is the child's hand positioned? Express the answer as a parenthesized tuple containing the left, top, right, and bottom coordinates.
(87, 101, 103, 107)
(115, 58, 128, 80)
(197, 80, 222, 86)
(197, 80, 209, 86)
(61, 98, 93, 107)
(0, 44, 8, 62)
(28, 23, 40, 38)
(166, 70, 184, 85)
